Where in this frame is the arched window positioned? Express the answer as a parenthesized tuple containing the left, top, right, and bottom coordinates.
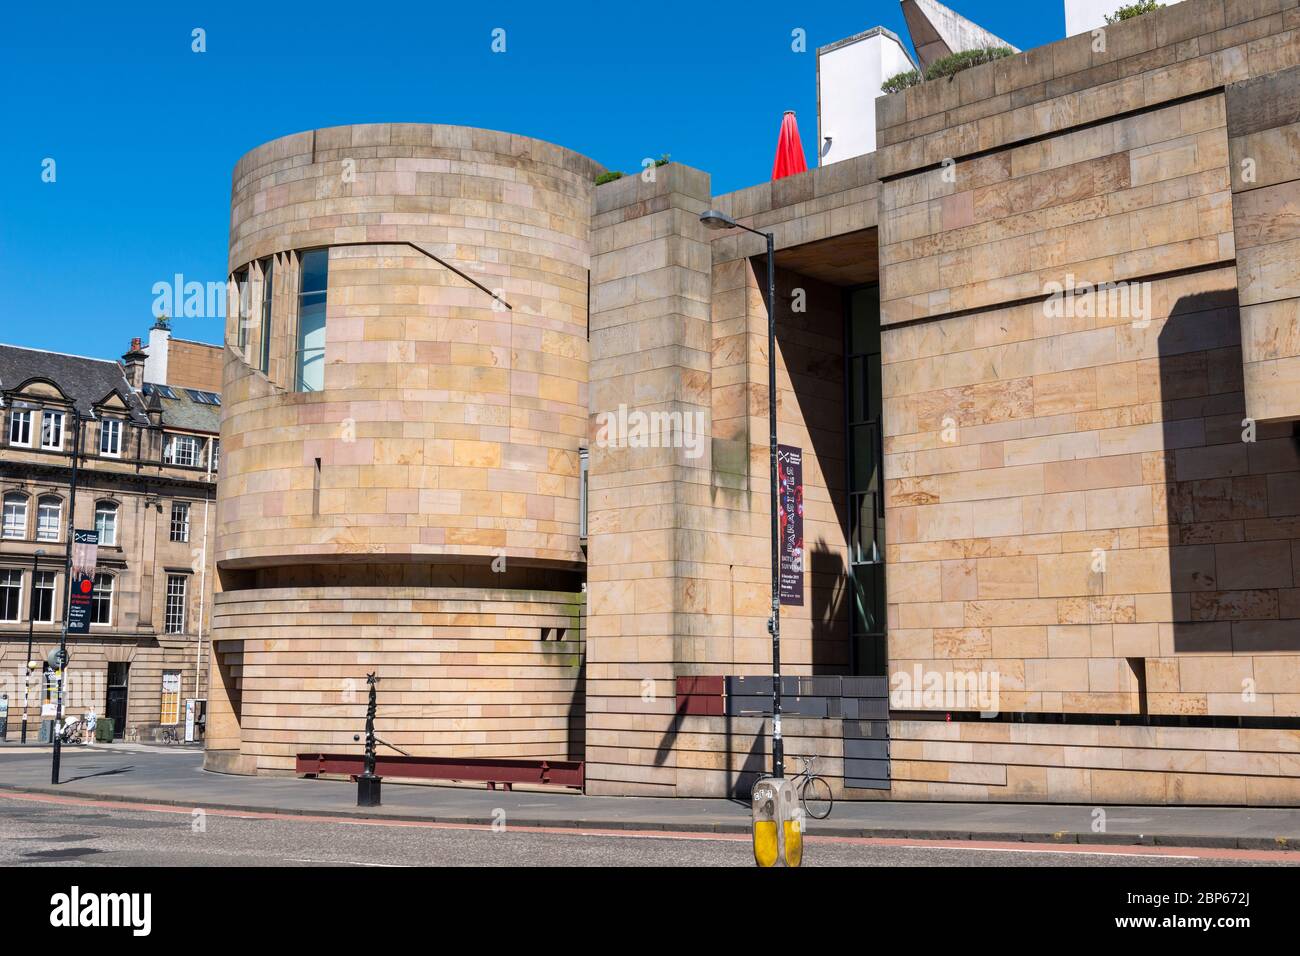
(94, 500, 119, 547)
(2, 492, 29, 540)
(36, 496, 62, 543)
(91, 572, 115, 625)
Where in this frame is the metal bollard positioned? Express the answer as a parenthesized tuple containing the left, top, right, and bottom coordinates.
(751, 776, 803, 867)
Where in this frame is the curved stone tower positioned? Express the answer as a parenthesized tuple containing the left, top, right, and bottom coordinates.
(204, 124, 599, 775)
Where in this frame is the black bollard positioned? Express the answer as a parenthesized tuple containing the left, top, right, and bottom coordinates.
(356, 672, 382, 807)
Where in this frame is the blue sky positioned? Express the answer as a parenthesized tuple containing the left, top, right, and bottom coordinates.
(0, 2, 1066, 358)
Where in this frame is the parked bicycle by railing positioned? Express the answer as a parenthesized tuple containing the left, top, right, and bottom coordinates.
(790, 754, 834, 820)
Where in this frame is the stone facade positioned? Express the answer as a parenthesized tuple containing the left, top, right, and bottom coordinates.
(0, 338, 219, 742)
(207, 125, 596, 774)
(209, 1, 1300, 804)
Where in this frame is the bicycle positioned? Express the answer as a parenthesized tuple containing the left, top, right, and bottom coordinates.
(790, 754, 834, 820)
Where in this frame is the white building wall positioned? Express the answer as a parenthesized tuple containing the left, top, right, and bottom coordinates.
(1065, 0, 1118, 35)
(817, 28, 915, 166)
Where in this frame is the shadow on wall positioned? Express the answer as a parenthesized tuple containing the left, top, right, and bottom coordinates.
(810, 544, 849, 673)
(1158, 287, 1300, 659)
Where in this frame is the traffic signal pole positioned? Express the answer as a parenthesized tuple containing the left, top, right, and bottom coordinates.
(51, 410, 82, 785)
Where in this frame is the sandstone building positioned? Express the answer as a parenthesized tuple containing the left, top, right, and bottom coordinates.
(0, 324, 220, 741)
(206, 0, 1300, 805)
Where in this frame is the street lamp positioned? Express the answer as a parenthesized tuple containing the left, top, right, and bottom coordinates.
(699, 208, 785, 779)
(20, 548, 47, 744)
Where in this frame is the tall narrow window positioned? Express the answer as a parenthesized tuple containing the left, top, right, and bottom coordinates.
(259, 256, 274, 374)
(41, 411, 64, 450)
(36, 496, 61, 542)
(95, 501, 118, 547)
(99, 418, 122, 457)
(579, 447, 589, 539)
(164, 575, 187, 634)
(209, 438, 221, 472)
(32, 571, 55, 623)
(296, 249, 328, 392)
(847, 285, 887, 677)
(2, 493, 28, 540)
(8, 409, 32, 446)
(91, 573, 114, 625)
(170, 501, 191, 542)
(160, 670, 182, 724)
(234, 267, 251, 356)
(0, 569, 21, 622)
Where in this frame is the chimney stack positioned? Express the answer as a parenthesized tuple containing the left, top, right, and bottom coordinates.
(122, 336, 148, 389)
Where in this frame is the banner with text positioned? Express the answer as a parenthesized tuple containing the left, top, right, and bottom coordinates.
(67, 528, 99, 634)
(778, 444, 803, 605)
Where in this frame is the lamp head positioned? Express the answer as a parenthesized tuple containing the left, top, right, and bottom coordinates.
(699, 209, 738, 231)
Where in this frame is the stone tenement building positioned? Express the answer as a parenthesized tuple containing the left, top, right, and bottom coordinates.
(207, 0, 1300, 805)
(0, 326, 220, 741)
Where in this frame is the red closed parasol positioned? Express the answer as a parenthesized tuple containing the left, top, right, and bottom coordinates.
(771, 110, 808, 180)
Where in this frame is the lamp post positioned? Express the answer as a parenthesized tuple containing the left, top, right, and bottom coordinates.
(699, 208, 784, 779)
(20, 548, 47, 744)
(52, 409, 82, 784)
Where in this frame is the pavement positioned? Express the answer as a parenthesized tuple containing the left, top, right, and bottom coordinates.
(1, 743, 1297, 851)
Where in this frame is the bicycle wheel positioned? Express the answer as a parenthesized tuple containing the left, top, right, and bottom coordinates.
(800, 775, 834, 820)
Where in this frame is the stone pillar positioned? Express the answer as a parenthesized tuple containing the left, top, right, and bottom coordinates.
(585, 163, 714, 795)
(1227, 66, 1300, 423)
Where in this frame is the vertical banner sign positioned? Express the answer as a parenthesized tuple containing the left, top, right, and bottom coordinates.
(67, 529, 99, 635)
(777, 445, 804, 605)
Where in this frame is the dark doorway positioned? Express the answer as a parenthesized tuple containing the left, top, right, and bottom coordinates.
(106, 663, 129, 740)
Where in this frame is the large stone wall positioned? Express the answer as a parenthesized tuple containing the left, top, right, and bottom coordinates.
(209, 125, 596, 772)
(218, 124, 598, 570)
(871, 0, 1300, 802)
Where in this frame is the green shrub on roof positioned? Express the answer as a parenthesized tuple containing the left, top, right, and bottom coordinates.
(881, 46, 1015, 95)
(882, 69, 922, 94)
(1106, 1, 1164, 24)
(923, 46, 1015, 81)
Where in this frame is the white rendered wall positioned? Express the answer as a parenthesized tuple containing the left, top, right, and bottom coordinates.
(818, 31, 915, 166)
(1065, 0, 1118, 35)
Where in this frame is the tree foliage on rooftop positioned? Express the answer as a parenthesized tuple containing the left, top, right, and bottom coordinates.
(881, 46, 1015, 95)
(1106, 0, 1164, 23)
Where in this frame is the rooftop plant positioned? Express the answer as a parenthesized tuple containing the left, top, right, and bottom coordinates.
(881, 45, 1015, 95)
(1106, 1, 1164, 23)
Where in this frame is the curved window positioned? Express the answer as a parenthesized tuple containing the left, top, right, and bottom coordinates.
(259, 256, 274, 374)
(91, 573, 114, 625)
(36, 496, 61, 542)
(95, 501, 119, 547)
(295, 249, 329, 392)
(2, 492, 29, 540)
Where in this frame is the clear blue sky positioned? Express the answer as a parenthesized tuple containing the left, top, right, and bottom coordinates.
(0, 1, 1065, 359)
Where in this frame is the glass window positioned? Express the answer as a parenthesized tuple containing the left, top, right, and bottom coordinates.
(259, 257, 274, 374)
(296, 249, 328, 392)
(40, 411, 64, 450)
(0, 569, 20, 622)
(164, 575, 187, 635)
(209, 438, 221, 472)
(8, 409, 32, 446)
(164, 434, 200, 466)
(95, 501, 118, 547)
(2, 493, 28, 539)
(32, 571, 55, 623)
(235, 267, 251, 355)
(160, 670, 182, 724)
(846, 285, 887, 677)
(143, 382, 176, 400)
(36, 496, 61, 542)
(91, 573, 114, 625)
(170, 501, 191, 542)
(99, 419, 122, 457)
(579, 448, 589, 539)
